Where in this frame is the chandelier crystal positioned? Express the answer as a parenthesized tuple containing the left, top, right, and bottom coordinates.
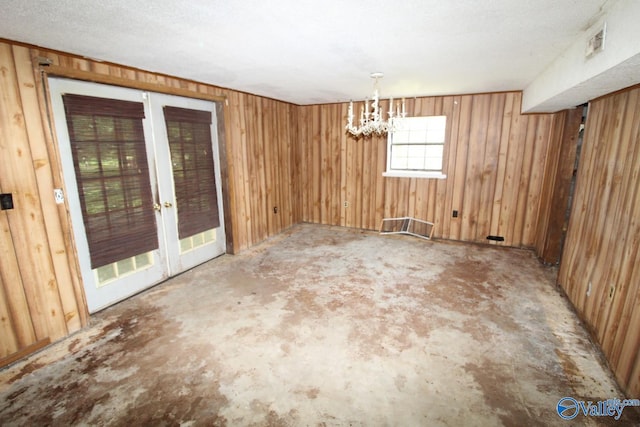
(345, 72, 406, 137)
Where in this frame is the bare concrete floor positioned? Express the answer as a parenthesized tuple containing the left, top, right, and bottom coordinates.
(1, 224, 638, 426)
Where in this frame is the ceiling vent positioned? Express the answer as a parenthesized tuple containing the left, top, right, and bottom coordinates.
(585, 23, 606, 58)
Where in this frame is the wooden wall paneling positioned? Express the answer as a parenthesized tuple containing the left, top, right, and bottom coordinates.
(281, 103, 295, 228)
(382, 178, 397, 219)
(245, 95, 259, 242)
(558, 102, 601, 309)
(441, 96, 462, 239)
(511, 117, 537, 246)
(301, 91, 557, 247)
(366, 134, 379, 229)
(489, 93, 516, 244)
(0, 43, 68, 342)
(347, 134, 359, 227)
(604, 163, 640, 385)
(611, 245, 640, 395)
(298, 106, 310, 223)
(433, 97, 453, 236)
(580, 95, 626, 326)
(449, 95, 473, 241)
(594, 90, 639, 345)
(228, 91, 251, 251)
(354, 135, 366, 229)
(432, 97, 446, 226)
(476, 94, 505, 242)
(596, 91, 640, 395)
(624, 308, 640, 396)
(338, 105, 347, 226)
(262, 98, 276, 236)
(271, 99, 286, 235)
(413, 97, 435, 224)
(522, 116, 552, 246)
(0, 274, 20, 356)
(534, 111, 564, 254)
(15, 46, 85, 332)
(249, 95, 266, 243)
(461, 94, 491, 241)
(276, 102, 289, 228)
(214, 100, 235, 254)
(290, 104, 301, 225)
(557, 85, 640, 396)
(360, 121, 373, 229)
(276, 103, 287, 229)
(535, 108, 583, 264)
(500, 109, 527, 247)
(320, 105, 329, 224)
(373, 135, 387, 230)
(606, 95, 640, 395)
(406, 177, 418, 220)
(601, 91, 640, 367)
(0, 214, 36, 354)
(344, 125, 355, 227)
(311, 105, 322, 223)
(328, 104, 343, 226)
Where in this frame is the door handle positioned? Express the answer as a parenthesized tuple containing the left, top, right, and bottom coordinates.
(164, 201, 173, 208)
(153, 203, 162, 211)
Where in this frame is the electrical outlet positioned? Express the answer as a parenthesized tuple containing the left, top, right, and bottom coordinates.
(54, 188, 64, 204)
(452, 210, 458, 218)
(344, 201, 349, 208)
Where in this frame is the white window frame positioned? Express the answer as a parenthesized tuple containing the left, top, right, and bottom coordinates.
(383, 116, 447, 179)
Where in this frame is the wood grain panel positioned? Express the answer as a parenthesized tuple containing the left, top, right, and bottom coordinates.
(299, 92, 558, 247)
(558, 84, 640, 396)
(13, 45, 85, 332)
(1, 45, 69, 337)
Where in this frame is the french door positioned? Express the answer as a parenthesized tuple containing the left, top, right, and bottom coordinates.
(48, 78, 226, 313)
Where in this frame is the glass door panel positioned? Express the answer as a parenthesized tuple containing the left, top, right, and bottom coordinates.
(49, 79, 226, 313)
(149, 93, 226, 274)
(49, 79, 168, 313)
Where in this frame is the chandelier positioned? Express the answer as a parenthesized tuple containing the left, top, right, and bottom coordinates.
(345, 72, 406, 137)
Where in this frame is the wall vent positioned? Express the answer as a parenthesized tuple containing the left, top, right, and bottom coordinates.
(586, 23, 606, 58)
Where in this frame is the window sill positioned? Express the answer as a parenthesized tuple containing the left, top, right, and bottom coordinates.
(383, 171, 447, 179)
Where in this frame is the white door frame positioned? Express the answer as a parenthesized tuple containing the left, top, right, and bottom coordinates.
(48, 78, 226, 312)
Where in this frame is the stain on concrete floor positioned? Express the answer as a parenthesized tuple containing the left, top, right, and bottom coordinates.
(0, 224, 637, 426)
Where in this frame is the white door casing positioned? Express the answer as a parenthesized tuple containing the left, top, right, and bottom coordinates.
(48, 78, 226, 312)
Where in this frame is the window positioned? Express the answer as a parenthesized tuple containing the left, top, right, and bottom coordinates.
(384, 116, 447, 179)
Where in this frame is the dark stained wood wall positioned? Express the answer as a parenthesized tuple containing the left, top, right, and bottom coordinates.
(558, 85, 640, 396)
(299, 92, 559, 248)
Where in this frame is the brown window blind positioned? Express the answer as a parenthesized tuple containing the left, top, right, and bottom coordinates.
(62, 94, 159, 269)
(163, 106, 220, 239)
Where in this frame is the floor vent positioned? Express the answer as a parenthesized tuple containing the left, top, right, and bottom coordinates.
(380, 217, 434, 240)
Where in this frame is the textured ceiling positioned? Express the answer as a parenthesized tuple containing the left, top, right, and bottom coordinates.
(0, 0, 614, 106)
